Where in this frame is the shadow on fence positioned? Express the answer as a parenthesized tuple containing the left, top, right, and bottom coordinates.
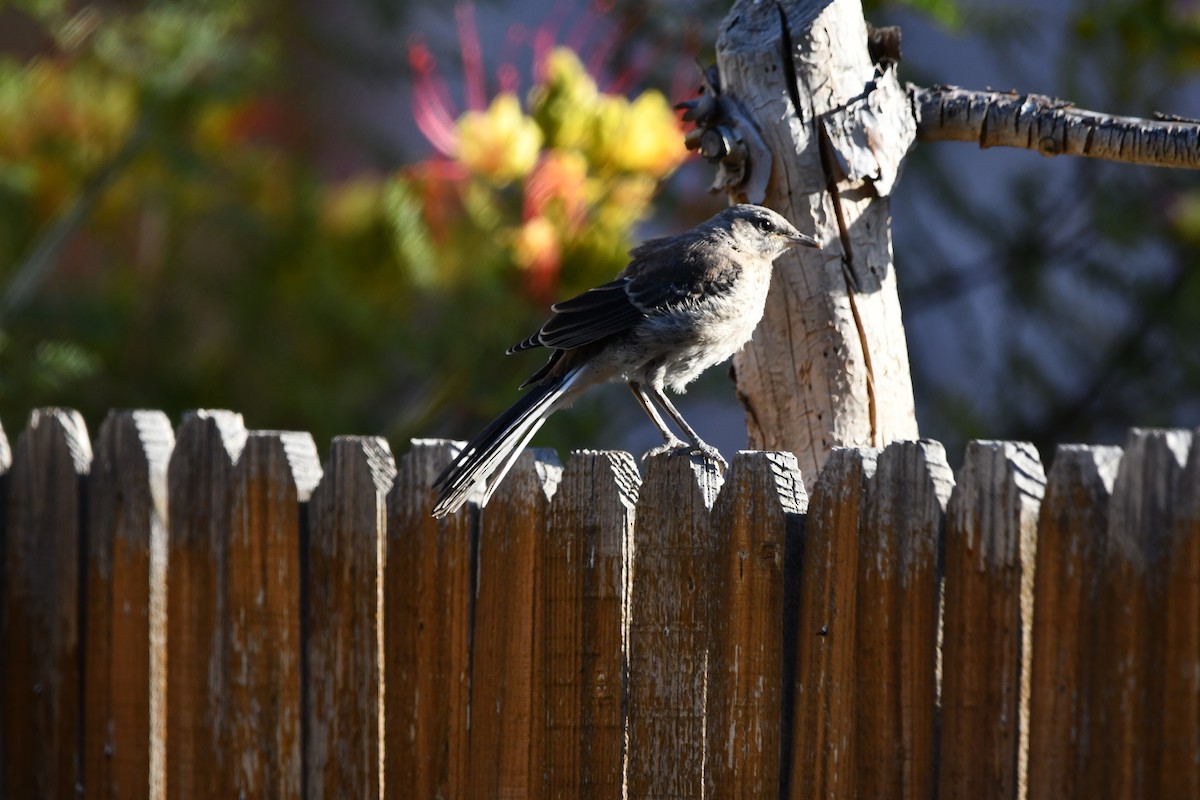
(0, 408, 1197, 799)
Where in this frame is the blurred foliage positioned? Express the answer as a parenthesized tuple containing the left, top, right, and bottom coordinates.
(2, 0, 1199, 458)
(0, 0, 686, 446)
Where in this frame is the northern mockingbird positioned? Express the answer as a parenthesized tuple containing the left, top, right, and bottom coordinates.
(431, 203, 819, 518)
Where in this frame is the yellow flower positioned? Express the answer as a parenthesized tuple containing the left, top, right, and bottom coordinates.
(528, 48, 598, 150)
(456, 93, 543, 184)
(588, 90, 687, 177)
(512, 215, 560, 272)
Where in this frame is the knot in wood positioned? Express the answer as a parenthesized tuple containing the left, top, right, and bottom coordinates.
(1038, 135, 1062, 156)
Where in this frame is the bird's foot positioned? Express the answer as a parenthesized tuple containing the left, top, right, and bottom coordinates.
(641, 439, 728, 471)
(688, 441, 729, 471)
(641, 438, 690, 462)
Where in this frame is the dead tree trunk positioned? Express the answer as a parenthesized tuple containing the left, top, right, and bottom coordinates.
(712, 0, 919, 485)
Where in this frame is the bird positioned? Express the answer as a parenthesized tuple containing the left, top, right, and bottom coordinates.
(431, 203, 819, 518)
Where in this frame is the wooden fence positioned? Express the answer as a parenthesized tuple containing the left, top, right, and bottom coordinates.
(0, 408, 1197, 799)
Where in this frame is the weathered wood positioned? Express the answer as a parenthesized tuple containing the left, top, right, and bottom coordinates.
(1087, 429, 1191, 800)
(912, 85, 1200, 169)
(789, 447, 877, 800)
(1159, 430, 1200, 797)
(84, 410, 174, 799)
(468, 449, 560, 799)
(2, 409, 91, 798)
(386, 440, 473, 800)
(1027, 445, 1119, 800)
(855, 440, 953, 800)
(940, 441, 1045, 800)
(165, 410, 245, 800)
(305, 436, 396, 799)
(716, 0, 919, 487)
(543, 450, 639, 799)
(226, 431, 321, 799)
(626, 454, 722, 798)
(706, 451, 807, 798)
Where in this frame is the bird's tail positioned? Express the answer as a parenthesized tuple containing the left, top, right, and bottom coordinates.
(431, 368, 581, 518)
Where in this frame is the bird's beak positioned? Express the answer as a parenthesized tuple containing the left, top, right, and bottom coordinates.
(787, 232, 821, 249)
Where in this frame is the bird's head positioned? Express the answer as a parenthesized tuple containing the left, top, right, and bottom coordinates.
(719, 204, 820, 259)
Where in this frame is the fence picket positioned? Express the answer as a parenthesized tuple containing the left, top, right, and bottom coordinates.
(84, 410, 174, 799)
(305, 436, 396, 799)
(226, 432, 321, 799)
(2, 409, 92, 798)
(940, 440, 1045, 800)
(543, 450, 639, 799)
(469, 449, 560, 799)
(706, 451, 807, 798)
(626, 453, 722, 798)
(1159, 430, 1200, 797)
(1027, 445, 1119, 800)
(386, 440, 473, 800)
(789, 447, 877, 800)
(1088, 429, 1190, 800)
(856, 440, 953, 800)
(165, 410, 245, 800)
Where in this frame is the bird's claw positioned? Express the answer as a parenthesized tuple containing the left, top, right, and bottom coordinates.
(641, 440, 728, 471)
(641, 439, 689, 462)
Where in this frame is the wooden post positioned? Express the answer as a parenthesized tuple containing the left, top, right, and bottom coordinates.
(855, 440, 953, 800)
(1159, 430, 1200, 797)
(305, 436, 396, 799)
(468, 449, 560, 799)
(1027, 445, 1119, 800)
(1, 409, 91, 799)
(626, 454, 722, 798)
(789, 447, 876, 800)
(940, 441, 1045, 800)
(1087, 429, 1191, 800)
(386, 440, 473, 800)
(715, 0, 919, 485)
(165, 411, 245, 800)
(543, 450, 639, 799)
(84, 410, 174, 799)
(226, 431, 321, 799)
(706, 451, 807, 798)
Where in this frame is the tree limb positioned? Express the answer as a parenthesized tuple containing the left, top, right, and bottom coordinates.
(911, 84, 1200, 169)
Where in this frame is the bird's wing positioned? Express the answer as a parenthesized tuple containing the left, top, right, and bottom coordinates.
(506, 234, 734, 354)
(508, 278, 646, 353)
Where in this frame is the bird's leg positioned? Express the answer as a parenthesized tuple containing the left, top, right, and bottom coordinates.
(647, 385, 728, 470)
(628, 383, 690, 461)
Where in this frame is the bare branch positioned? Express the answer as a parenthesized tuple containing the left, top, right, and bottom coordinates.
(911, 84, 1200, 169)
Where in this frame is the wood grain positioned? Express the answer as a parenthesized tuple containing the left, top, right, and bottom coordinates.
(225, 431, 321, 799)
(626, 453, 722, 799)
(1027, 445, 1119, 800)
(305, 436, 396, 798)
(543, 450, 639, 799)
(940, 441, 1045, 800)
(84, 410, 174, 799)
(1087, 430, 1190, 800)
(706, 451, 806, 798)
(165, 410, 245, 800)
(468, 448, 560, 799)
(856, 440, 953, 800)
(789, 447, 877, 800)
(386, 439, 474, 800)
(2, 409, 91, 799)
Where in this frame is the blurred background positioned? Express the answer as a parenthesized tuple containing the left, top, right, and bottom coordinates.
(1, 0, 1198, 464)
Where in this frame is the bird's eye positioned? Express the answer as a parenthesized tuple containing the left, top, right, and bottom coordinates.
(756, 218, 774, 233)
